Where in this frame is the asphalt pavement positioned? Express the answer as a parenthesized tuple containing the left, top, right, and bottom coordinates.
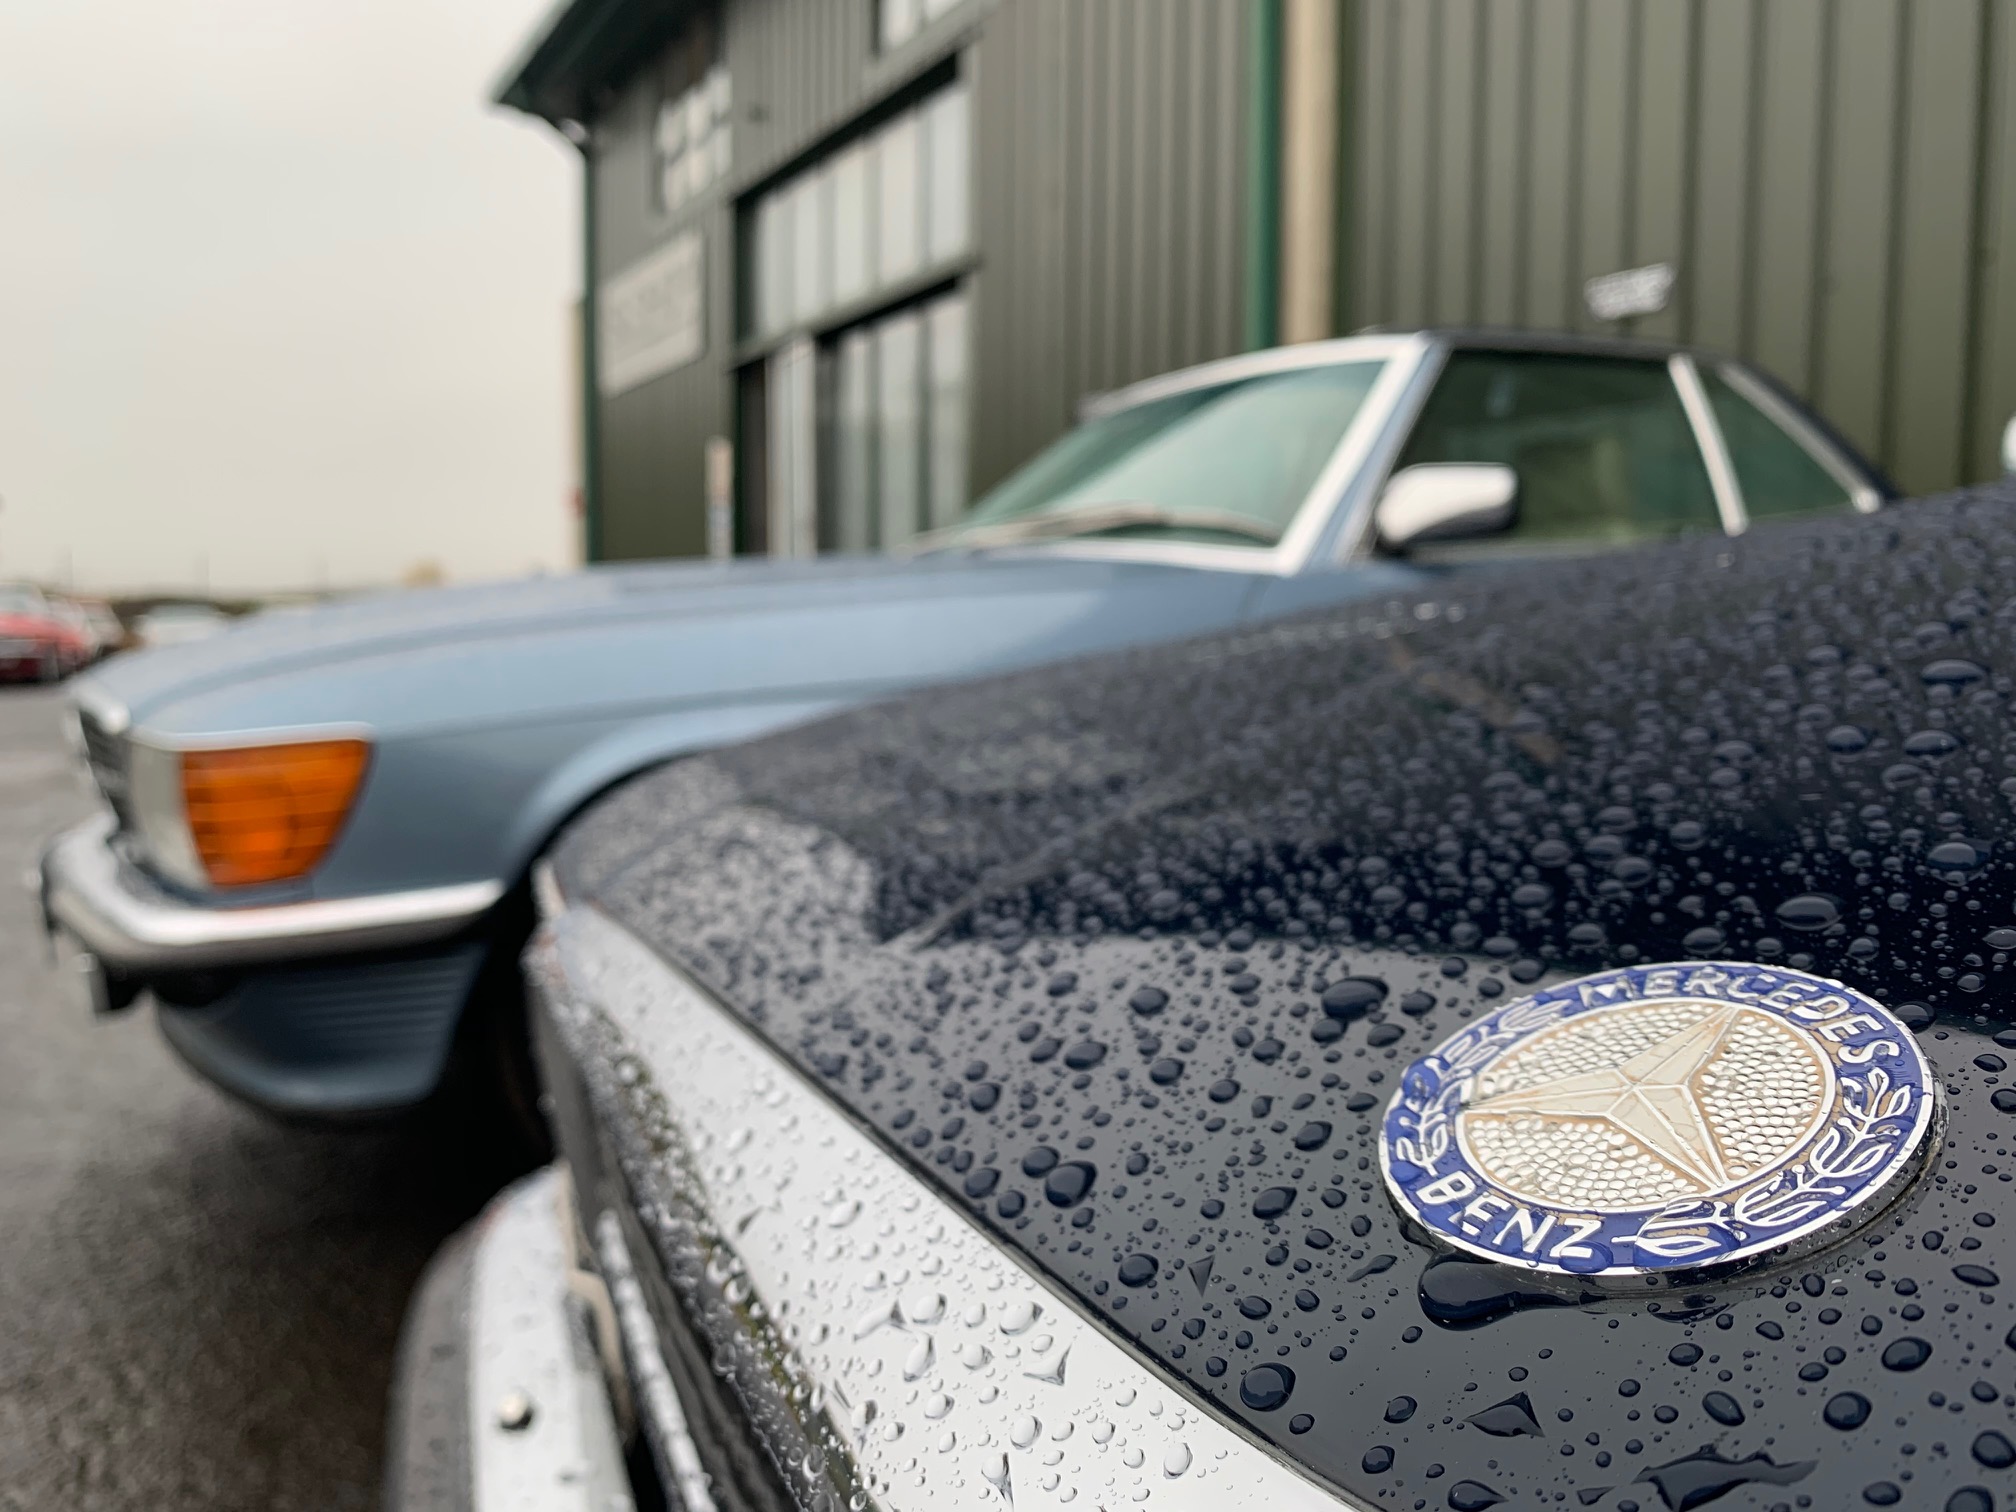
(0, 686, 500, 1510)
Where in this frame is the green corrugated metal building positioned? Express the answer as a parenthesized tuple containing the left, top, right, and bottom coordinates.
(498, 0, 2016, 563)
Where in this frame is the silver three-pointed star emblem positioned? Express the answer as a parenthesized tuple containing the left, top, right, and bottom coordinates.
(1465, 1004, 1749, 1192)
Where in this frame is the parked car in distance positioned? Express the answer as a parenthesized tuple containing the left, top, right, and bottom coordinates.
(0, 584, 93, 683)
(50, 598, 124, 664)
(389, 480, 2016, 1512)
(70, 598, 131, 660)
(133, 601, 230, 649)
(37, 330, 1890, 1136)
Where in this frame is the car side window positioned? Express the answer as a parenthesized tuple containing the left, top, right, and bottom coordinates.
(1392, 351, 1722, 557)
(1701, 367, 1856, 522)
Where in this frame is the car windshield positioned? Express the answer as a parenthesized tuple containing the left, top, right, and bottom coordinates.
(0, 587, 44, 615)
(940, 359, 1386, 549)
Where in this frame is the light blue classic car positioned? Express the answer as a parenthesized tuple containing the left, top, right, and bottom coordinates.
(37, 330, 1888, 1135)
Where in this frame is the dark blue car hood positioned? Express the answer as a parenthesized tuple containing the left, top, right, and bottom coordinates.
(557, 485, 2016, 1511)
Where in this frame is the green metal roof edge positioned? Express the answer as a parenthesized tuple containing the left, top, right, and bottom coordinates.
(491, 0, 685, 123)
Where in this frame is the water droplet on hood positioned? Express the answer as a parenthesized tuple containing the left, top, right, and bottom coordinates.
(981, 1451, 1013, 1503)
(1129, 986, 1168, 1015)
(1973, 1431, 2016, 1469)
(1922, 657, 1987, 686)
(1320, 977, 1387, 1020)
(1930, 840, 1985, 874)
(1118, 1254, 1158, 1287)
(1880, 1336, 1932, 1371)
(1251, 1187, 1295, 1220)
(1823, 1392, 1871, 1429)
(1162, 1442, 1192, 1478)
(1466, 1392, 1542, 1437)
(1043, 1162, 1095, 1207)
(1702, 1391, 1744, 1426)
(1634, 1448, 1816, 1508)
(1447, 1482, 1504, 1512)
(1239, 1364, 1295, 1412)
(1775, 893, 1841, 931)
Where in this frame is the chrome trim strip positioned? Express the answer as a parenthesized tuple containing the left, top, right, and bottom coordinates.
(1331, 336, 1453, 562)
(1714, 360, 1885, 514)
(1076, 334, 1418, 421)
(67, 677, 130, 737)
(129, 720, 376, 752)
(542, 906, 1366, 1512)
(1669, 353, 1748, 536)
(595, 1209, 718, 1512)
(37, 815, 503, 972)
(532, 858, 567, 926)
(467, 1169, 634, 1512)
(1271, 336, 1434, 573)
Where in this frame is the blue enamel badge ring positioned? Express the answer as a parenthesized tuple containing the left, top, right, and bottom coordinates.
(1380, 961, 1938, 1279)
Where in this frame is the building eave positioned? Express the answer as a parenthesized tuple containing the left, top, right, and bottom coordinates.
(491, 0, 691, 128)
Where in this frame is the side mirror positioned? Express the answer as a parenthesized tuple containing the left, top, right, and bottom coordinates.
(1375, 463, 1519, 553)
(2002, 415, 2016, 476)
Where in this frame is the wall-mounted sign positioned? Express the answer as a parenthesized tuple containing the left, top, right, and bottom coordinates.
(600, 231, 705, 396)
(1584, 261, 1676, 323)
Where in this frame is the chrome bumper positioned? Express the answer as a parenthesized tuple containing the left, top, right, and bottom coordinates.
(36, 815, 504, 975)
(385, 1167, 637, 1512)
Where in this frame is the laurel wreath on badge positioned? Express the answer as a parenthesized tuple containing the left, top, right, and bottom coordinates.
(1628, 1065, 1918, 1261)
(1390, 996, 1557, 1180)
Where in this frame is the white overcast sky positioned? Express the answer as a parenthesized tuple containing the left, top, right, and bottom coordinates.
(0, 0, 579, 595)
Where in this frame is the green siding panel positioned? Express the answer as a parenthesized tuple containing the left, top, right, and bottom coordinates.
(1626, 0, 1693, 344)
(1887, 0, 1987, 493)
(1749, 0, 1827, 394)
(1475, 0, 1530, 327)
(1352, 0, 1396, 324)
(966, 0, 1252, 495)
(1522, 0, 1578, 331)
(1574, 0, 1633, 336)
(1389, 0, 1435, 327)
(1811, 0, 1904, 463)
(1972, 0, 2016, 481)
(1686, 0, 1757, 354)
(1344, 0, 2016, 495)
(1435, 0, 1482, 324)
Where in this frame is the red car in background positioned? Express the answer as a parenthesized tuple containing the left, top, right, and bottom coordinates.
(0, 585, 92, 682)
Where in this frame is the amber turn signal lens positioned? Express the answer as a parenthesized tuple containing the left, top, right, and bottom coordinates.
(180, 738, 371, 888)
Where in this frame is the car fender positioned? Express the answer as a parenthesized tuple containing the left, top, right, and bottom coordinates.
(495, 695, 860, 886)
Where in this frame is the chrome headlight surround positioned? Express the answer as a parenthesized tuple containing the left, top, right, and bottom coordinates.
(124, 738, 207, 891)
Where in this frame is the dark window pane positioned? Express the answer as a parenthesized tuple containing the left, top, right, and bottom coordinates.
(833, 330, 876, 551)
(925, 293, 969, 530)
(876, 311, 924, 547)
(1396, 352, 1721, 553)
(1702, 368, 1854, 522)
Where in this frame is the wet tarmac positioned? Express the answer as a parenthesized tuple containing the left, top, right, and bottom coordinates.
(0, 686, 500, 1510)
